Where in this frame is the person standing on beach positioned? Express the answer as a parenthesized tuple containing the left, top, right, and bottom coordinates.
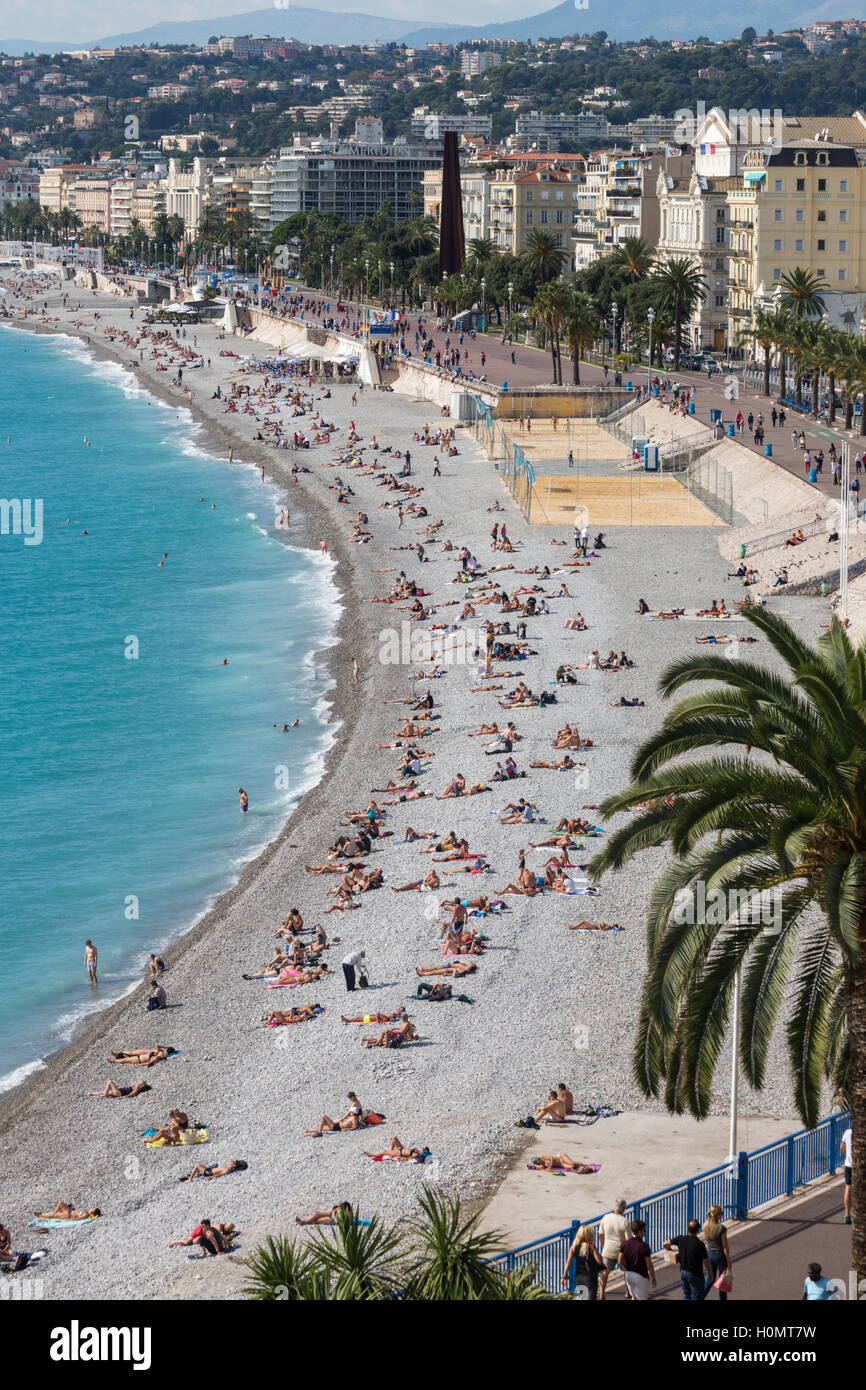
(238, 787, 249, 814)
(342, 949, 366, 992)
(84, 940, 98, 984)
(352, 657, 359, 686)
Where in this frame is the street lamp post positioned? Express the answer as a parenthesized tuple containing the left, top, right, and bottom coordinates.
(647, 306, 655, 396)
(611, 300, 618, 360)
(480, 276, 486, 315)
(364, 257, 369, 300)
(378, 259, 383, 300)
(508, 279, 514, 325)
(330, 242, 335, 292)
(389, 260, 394, 305)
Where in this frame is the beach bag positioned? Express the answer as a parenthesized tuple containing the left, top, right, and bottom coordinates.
(358, 971, 369, 988)
(714, 1271, 733, 1293)
(363, 1111, 385, 1126)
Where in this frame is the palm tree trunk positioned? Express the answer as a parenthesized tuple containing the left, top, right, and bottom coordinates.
(829, 374, 837, 424)
(860, 396, 866, 437)
(779, 352, 787, 399)
(763, 346, 771, 397)
(795, 366, 803, 407)
(846, 398, 853, 431)
(673, 315, 682, 370)
(572, 343, 580, 386)
(844, 955, 866, 1282)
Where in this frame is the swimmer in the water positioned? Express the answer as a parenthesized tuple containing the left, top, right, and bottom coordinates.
(238, 788, 249, 813)
(221, 659, 228, 666)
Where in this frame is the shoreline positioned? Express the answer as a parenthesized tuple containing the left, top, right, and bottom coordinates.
(0, 275, 816, 1299)
(0, 312, 367, 1125)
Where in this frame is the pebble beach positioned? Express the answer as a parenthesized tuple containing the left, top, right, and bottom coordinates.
(0, 273, 810, 1299)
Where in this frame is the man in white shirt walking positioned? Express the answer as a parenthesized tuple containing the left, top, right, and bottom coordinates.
(841, 1124, 853, 1225)
(598, 1199, 632, 1300)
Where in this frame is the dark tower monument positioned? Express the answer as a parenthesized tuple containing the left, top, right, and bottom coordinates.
(437, 130, 465, 281)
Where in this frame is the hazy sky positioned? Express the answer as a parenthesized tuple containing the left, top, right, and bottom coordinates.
(1, 0, 533, 41)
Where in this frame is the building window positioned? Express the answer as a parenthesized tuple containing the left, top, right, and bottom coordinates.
(841, 209, 848, 222)
(773, 267, 781, 279)
(818, 178, 826, 191)
(525, 210, 533, 223)
(556, 191, 564, 201)
(773, 238, 782, 251)
(714, 295, 725, 308)
(795, 153, 806, 166)
(796, 209, 804, 221)
(817, 239, 825, 251)
(795, 238, 803, 251)
(817, 210, 826, 222)
(525, 190, 533, 202)
(774, 178, 783, 191)
(840, 179, 849, 192)
(840, 268, 847, 281)
(715, 257, 725, 270)
(840, 239, 847, 252)
(774, 208, 782, 220)
(796, 177, 805, 190)
(540, 209, 549, 223)
(715, 227, 725, 242)
(555, 209, 563, 223)
(540, 190, 549, 201)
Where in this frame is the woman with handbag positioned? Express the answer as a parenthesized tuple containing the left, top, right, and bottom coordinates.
(561, 1224, 604, 1300)
(702, 1206, 732, 1300)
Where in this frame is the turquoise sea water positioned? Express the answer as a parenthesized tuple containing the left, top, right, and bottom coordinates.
(0, 326, 340, 1090)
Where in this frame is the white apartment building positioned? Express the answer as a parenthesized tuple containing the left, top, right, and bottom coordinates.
(515, 111, 610, 146)
(410, 107, 492, 141)
(257, 140, 441, 232)
(656, 168, 739, 352)
(460, 49, 499, 77)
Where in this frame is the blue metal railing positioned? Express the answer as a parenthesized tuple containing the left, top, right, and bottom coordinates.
(490, 1112, 849, 1293)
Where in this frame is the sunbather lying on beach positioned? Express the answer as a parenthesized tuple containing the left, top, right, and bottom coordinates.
(364, 1136, 430, 1162)
(530, 756, 577, 770)
(295, 1202, 354, 1226)
(108, 1045, 176, 1067)
(33, 1202, 102, 1221)
(415, 961, 476, 977)
(341, 1008, 407, 1025)
(527, 1155, 598, 1173)
(361, 1020, 418, 1048)
(85, 1079, 152, 1098)
(180, 1160, 248, 1183)
(263, 1003, 324, 1026)
(567, 921, 623, 931)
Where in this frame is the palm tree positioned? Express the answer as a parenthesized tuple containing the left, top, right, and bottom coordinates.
(242, 1190, 557, 1300)
(842, 338, 866, 438)
(745, 307, 792, 398)
(533, 280, 572, 384)
(465, 237, 495, 275)
(652, 258, 707, 369)
(780, 267, 829, 320)
(403, 1187, 507, 1300)
(612, 235, 653, 283)
(565, 290, 600, 385)
(522, 227, 567, 285)
(589, 607, 864, 1282)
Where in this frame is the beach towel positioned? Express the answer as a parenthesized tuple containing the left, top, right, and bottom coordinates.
(28, 1217, 96, 1229)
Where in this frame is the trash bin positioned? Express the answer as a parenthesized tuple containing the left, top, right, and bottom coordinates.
(821, 580, 830, 596)
(710, 409, 722, 423)
(764, 443, 772, 458)
(688, 402, 695, 415)
(740, 543, 747, 560)
(809, 467, 818, 483)
(727, 423, 735, 438)
(626, 380, 632, 391)
(501, 381, 508, 392)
